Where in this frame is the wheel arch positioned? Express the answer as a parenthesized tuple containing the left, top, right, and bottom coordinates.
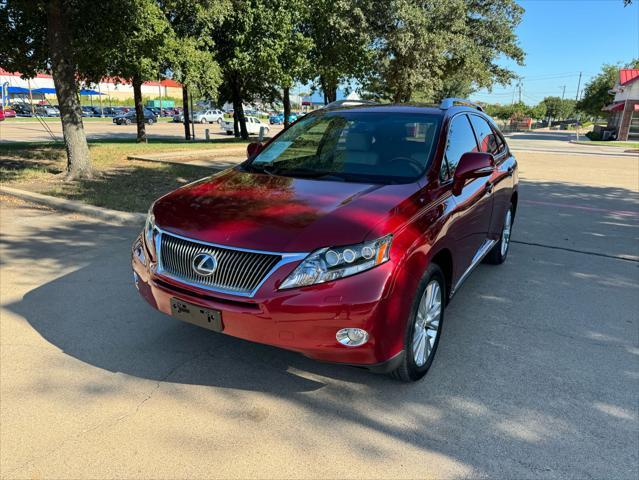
(511, 190, 518, 219)
(430, 248, 453, 303)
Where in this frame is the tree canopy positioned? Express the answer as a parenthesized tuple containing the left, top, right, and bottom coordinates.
(576, 60, 639, 117)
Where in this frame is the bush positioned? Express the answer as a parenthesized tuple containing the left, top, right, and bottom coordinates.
(585, 131, 602, 141)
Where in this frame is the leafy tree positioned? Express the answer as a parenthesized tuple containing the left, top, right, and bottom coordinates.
(365, 0, 524, 103)
(273, 0, 313, 127)
(103, 0, 173, 143)
(577, 60, 639, 117)
(212, 0, 293, 139)
(160, 0, 227, 139)
(0, 0, 124, 178)
(541, 96, 576, 121)
(304, 0, 373, 104)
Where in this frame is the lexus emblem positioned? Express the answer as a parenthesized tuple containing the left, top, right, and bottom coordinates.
(192, 252, 218, 276)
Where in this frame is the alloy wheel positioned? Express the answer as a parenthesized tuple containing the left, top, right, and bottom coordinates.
(412, 280, 442, 367)
(501, 209, 512, 257)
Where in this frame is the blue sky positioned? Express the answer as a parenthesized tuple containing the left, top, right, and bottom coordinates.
(471, 0, 639, 105)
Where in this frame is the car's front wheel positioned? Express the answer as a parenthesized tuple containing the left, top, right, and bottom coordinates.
(147, 118, 154, 125)
(486, 203, 513, 265)
(200, 118, 207, 124)
(391, 264, 445, 382)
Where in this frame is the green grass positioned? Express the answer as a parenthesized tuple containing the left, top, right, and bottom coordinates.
(572, 140, 639, 148)
(0, 139, 247, 212)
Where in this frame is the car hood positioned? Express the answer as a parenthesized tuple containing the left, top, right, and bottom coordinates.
(153, 168, 419, 252)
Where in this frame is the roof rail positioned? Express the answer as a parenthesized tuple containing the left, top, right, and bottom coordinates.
(321, 99, 379, 110)
(439, 98, 483, 112)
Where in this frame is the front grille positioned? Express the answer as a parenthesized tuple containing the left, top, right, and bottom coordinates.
(158, 232, 282, 295)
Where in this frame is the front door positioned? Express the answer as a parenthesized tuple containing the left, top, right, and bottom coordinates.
(441, 114, 494, 279)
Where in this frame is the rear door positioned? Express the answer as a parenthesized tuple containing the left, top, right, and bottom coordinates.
(442, 114, 494, 276)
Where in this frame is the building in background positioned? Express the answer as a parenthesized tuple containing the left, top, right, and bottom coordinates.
(0, 68, 182, 107)
(603, 69, 639, 141)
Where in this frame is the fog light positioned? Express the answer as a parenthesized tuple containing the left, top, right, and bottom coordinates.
(336, 328, 369, 347)
(133, 272, 140, 289)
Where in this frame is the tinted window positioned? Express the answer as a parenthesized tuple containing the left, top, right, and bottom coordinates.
(442, 115, 477, 180)
(251, 112, 442, 184)
(469, 115, 500, 155)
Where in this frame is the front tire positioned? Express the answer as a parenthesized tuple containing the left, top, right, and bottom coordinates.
(390, 264, 445, 382)
(486, 204, 513, 265)
(200, 118, 207, 124)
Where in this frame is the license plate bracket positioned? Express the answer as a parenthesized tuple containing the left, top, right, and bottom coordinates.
(170, 298, 223, 332)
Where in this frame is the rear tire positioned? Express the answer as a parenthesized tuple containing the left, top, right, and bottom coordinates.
(390, 263, 445, 382)
(486, 203, 514, 265)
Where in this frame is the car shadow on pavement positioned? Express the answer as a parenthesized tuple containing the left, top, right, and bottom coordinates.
(2, 180, 638, 478)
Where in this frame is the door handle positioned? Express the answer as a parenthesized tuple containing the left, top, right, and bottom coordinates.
(507, 166, 514, 176)
(486, 182, 494, 194)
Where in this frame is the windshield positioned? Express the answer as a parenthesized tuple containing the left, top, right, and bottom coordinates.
(250, 111, 441, 184)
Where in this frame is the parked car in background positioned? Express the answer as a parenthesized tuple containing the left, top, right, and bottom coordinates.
(98, 107, 119, 117)
(221, 116, 270, 135)
(0, 109, 4, 121)
(269, 112, 298, 125)
(172, 112, 185, 123)
(12, 104, 32, 116)
(132, 99, 518, 382)
(193, 109, 225, 124)
(2, 108, 16, 118)
(113, 109, 157, 125)
(80, 106, 97, 117)
(43, 106, 60, 117)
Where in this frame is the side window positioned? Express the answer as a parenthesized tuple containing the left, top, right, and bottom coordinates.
(442, 115, 478, 181)
(469, 115, 500, 155)
(491, 125, 507, 156)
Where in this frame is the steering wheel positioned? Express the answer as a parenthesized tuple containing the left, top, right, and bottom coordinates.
(388, 156, 423, 176)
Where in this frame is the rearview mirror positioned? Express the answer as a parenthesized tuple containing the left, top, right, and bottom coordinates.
(247, 141, 263, 158)
(452, 152, 495, 196)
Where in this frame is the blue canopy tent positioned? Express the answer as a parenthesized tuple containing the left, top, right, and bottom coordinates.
(7, 86, 30, 94)
(79, 89, 104, 96)
(31, 87, 57, 94)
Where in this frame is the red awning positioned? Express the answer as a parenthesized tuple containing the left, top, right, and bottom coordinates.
(604, 102, 625, 112)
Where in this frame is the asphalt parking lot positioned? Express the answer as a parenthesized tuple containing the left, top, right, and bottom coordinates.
(0, 118, 283, 143)
(1, 140, 638, 478)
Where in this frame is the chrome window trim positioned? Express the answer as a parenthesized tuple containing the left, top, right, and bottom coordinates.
(154, 226, 308, 298)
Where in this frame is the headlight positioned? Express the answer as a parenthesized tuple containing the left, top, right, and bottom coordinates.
(279, 235, 392, 289)
(144, 206, 157, 258)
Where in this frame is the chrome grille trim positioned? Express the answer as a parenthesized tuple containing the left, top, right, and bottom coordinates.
(154, 228, 308, 297)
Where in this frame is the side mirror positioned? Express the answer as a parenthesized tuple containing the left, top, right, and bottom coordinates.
(247, 141, 263, 158)
(452, 152, 495, 196)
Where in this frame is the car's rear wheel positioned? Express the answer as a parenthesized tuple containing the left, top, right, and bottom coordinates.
(147, 118, 154, 125)
(124, 118, 131, 125)
(486, 204, 513, 265)
(391, 264, 445, 382)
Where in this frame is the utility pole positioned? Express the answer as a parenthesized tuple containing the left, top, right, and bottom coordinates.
(575, 72, 582, 101)
(561, 85, 566, 100)
(517, 79, 522, 104)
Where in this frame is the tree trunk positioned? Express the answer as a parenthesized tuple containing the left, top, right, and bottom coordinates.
(232, 96, 240, 138)
(182, 84, 191, 140)
(231, 81, 248, 140)
(47, 0, 91, 179)
(132, 75, 146, 143)
(283, 86, 291, 129)
(320, 76, 338, 104)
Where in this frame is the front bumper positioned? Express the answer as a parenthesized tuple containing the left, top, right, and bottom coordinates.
(131, 235, 403, 368)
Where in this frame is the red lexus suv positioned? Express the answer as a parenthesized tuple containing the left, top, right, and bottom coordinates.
(132, 99, 518, 381)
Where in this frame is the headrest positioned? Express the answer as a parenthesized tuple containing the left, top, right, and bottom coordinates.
(345, 132, 372, 151)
